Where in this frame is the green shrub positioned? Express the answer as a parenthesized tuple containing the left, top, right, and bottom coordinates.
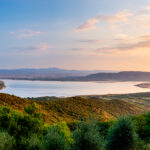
(26, 134, 42, 150)
(73, 121, 104, 150)
(142, 144, 150, 150)
(24, 103, 42, 119)
(0, 106, 46, 150)
(134, 139, 150, 150)
(42, 131, 68, 150)
(67, 122, 78, 131)
(135, 113, 150, 139)
(0, 131, 15, 150)
(0, 106, 45, 138)
(105, 116, 137, 150)
(97, 121, 113, 138)
(42, 122, 73, 150)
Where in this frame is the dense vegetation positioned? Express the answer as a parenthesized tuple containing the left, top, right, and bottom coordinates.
(0, 103, 150, 150)
(1, 93, 150, 149)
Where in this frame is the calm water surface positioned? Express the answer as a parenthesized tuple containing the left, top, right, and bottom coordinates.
(0, 79, 150, 98)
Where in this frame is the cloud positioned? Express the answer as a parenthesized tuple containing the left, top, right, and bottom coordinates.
(115, 34, 135, 42)
(10, 29, 44, 38)
(99, 10, 132, 23)
(71, 48, 87, 51)
(78, 39, 102, 44)
(131, 12, 150, 28)
(125, 7, 150, 29)
(96, 34, 150, 52)
(140, 34, 150, 40)
(74, 10, 132, 32)
(13, 44, 50, 53)
(138, 6, 150, 14)
(10, 32, 15, 35)
(74, 18, 99, 32)
(19, 29, 44, 38)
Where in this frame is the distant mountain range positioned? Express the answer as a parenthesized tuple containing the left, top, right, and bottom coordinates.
(0, 68, 115, 80)
(1, 68, 150, 81)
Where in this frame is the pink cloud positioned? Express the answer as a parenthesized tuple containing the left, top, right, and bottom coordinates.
(96, 34, 150, 52)
(74, 10, 132, 32)
(74, 18, 99, 32)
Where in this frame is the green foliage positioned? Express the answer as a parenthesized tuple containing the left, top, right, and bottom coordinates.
(135, 112, 150, 139)
(97, 121, 113, 138)
(24, 102, 42, 119)
(0, 106, 46, 150)
(142, 144, 150, 150)
(42, 131, 68, 150)
(105, 117, 137, 150)
(2, 93, 150, 150)
(134, 139, 150, 150)
(73, 120, 104, 150)
(42, 122, 73, 150)
(67, 122, 79, 131)
(0, 106, 45, 138)
(0, 131, 15, 150)
(26, 134, 42, 150)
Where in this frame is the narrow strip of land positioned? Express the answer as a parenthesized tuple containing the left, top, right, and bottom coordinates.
(135, 83, 150, 89)
(0, 81, 6, 90)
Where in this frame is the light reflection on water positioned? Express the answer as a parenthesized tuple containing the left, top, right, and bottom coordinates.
(0, 79, 150, 98)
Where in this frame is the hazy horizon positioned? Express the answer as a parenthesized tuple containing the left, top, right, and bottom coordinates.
(0, 67, 150, 73)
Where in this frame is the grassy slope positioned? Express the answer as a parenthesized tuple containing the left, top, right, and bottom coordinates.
(0, 93, 144, 123)
(83, 92, 150, 111)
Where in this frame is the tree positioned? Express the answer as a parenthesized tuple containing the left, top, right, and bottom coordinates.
(42, 122, 73, 150)
(73, 120, 104, 150)
(24, 103, 42, 119)
(105, 117, 137, 150)
(0, 131, 15, 150)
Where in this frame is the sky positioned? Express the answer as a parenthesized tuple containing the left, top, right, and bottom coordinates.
(0, 0, 150, 71)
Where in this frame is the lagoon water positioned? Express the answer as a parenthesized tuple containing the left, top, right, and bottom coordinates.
(0, 79, 150, 98)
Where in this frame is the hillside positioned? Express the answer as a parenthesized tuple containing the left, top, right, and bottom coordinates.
(84, 71, 150, 81)
(83, 92, 150, 111)
(54, 71, 150, 81)
(0, 93, 143, 123)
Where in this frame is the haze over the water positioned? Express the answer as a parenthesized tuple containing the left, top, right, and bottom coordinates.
(0, 0, 150, 71)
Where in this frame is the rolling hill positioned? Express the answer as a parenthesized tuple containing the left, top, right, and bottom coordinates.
(54, 71, 150, 81)
(0, 93, 144, 123)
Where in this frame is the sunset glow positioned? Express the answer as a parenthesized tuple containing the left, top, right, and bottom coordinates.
(0, 0, 150, 71)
